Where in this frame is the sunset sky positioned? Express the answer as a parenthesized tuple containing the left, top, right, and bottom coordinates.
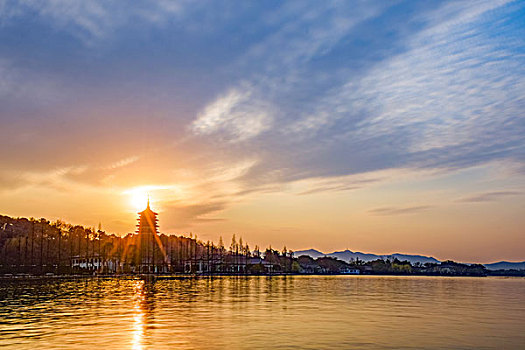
(1, 0, 524, 263)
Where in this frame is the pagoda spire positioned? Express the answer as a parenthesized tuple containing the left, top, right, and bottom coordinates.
(147, 194, 150, 210)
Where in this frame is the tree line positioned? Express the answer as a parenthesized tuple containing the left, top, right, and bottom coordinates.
(0, 215, 295, 275)
(1, 214, 518, 276)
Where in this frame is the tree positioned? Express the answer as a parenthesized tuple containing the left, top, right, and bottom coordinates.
(230, 234, 237, 254)
(218, 236, 224, 252)
(218, 236, 225, 272)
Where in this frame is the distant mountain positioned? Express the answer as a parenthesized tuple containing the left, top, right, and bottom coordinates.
(329, 250, 383, 263)
(295, 249, 525, 270)
(294, 249, 326, 259)
(388, 253, 440, 265)
(484, 261, 525, 271)
(294, 249, 440, 265)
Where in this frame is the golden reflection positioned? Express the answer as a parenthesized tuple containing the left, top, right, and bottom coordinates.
(132, 280, 145, 350)
(131, 279, 156, 350)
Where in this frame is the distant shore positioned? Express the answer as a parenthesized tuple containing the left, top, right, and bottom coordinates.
(2, 214, 524, 279)
(1, 271, 524, 280)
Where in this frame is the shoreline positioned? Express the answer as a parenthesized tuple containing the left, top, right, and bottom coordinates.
(1, 273, 523, 280)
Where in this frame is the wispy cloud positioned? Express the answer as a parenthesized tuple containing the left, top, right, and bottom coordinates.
(369, 206, 433, 216)
(104, 156, 140, 170)
(161, 201, 226, 229)
(191, 87, 272, 142)
(187, 0, 525, 191)
(297, 184, 360, 196)
(295, 177, 381, 196)
(285, 0, 523, 163)
(0, 166, 88, 193)
(456, 191, 522, 203)
(236, 2, 389, 75)
(1, 0, 195, 43)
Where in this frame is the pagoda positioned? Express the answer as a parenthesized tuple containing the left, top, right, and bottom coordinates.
(136, 197, 159, 273)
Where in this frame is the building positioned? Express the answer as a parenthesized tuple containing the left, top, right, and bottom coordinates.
(136, 198, 168, 273)
(340, 267, 360, 274)
(71, 254, 119, 273)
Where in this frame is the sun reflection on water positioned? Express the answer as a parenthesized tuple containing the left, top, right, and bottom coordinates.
(0, 277, 524, 349)
(132, 280, 145, 350)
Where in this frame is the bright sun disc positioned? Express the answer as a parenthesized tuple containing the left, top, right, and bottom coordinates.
(129, 190, 149, 211)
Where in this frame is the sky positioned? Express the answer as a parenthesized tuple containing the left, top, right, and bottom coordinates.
(0, 0, 524, 263)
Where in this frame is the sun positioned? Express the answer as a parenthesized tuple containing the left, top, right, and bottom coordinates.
(128, 189, 149, 212)
(124, 185, 170, 212)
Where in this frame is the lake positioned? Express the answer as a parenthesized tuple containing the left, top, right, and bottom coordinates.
(1, 276, 524, 349)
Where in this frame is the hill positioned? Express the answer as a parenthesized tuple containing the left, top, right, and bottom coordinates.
(295, 249, 440, 265)
(294, 249, 326, 259)
(484, 261, 525, 271)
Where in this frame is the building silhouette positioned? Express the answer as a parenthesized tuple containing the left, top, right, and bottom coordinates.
(136, 198, 163, 273)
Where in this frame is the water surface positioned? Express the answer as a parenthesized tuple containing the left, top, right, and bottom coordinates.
(1, 276, 524, 349)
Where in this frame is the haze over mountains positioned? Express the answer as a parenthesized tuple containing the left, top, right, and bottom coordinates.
(483, 261, 525, 271)
(294, 249, 440, 265)
(294, 249, 525, 270)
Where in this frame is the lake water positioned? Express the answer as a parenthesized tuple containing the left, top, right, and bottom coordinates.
(0, 276, 524, 349)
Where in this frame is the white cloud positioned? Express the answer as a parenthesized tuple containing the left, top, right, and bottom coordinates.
(105, 156, 140, 170)
(191, 87, 273, 142)
(285, 0, 524, 163)
(237, 2, 389, 75)
(1, 0, 194, 42)
(188, 2, 392, 145)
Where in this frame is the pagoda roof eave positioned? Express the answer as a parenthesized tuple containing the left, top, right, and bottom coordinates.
(138, 209, 158, 215)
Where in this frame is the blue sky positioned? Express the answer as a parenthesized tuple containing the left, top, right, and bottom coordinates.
(0, 0, 524, 261)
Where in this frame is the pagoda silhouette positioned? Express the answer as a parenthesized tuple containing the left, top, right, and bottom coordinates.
(136, 197, 162, 273)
